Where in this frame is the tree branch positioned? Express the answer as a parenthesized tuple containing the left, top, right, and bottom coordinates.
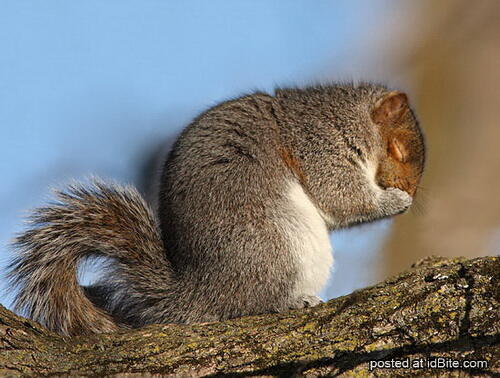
(1, 256, 498, 376)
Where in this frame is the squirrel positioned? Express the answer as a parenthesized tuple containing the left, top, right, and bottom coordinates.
(8, 83, 425, 336)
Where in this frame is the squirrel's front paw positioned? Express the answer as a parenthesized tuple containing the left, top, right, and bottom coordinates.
(380, 188, 413, 215)
(289, 295, 322, 309)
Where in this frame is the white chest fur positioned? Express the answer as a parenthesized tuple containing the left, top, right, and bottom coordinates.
(285, 181, 333, 296)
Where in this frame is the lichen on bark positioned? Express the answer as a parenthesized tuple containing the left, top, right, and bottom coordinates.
(0, 256, 498, 376)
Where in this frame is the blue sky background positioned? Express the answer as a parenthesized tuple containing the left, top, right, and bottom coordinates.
(0, 0, 413, 307)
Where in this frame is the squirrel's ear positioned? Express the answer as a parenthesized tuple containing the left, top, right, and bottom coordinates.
(371, 91, 408, 125)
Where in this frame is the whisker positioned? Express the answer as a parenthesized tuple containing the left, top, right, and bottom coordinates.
(411, 185, 428, 216)
(410, 198, 426, 216)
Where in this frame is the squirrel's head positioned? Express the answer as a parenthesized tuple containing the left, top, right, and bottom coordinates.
(273, 84, 425, 205)
(371, 91, 425, 197)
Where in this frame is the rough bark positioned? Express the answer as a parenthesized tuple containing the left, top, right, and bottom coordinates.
(1, 256, 498, 377)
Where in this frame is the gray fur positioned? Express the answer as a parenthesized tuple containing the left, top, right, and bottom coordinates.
(8, 83, 425, 336)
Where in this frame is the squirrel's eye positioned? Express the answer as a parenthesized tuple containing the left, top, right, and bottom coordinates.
(388, 138, 407, 163)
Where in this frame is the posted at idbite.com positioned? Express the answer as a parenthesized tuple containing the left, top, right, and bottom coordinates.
(369, 357, 489, 371)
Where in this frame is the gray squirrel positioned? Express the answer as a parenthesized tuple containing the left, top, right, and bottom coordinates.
(8, 83, 425, 336)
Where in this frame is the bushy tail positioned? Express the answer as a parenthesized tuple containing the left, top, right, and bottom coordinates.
(8, 179, 172, 336)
